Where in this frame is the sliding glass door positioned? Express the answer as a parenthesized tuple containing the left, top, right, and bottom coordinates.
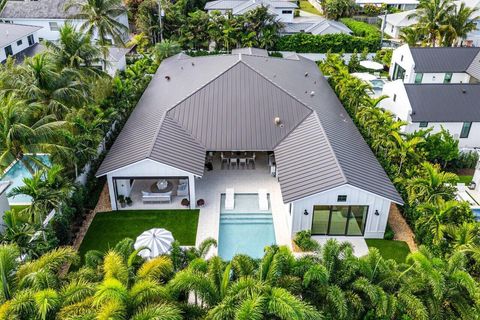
(311, 205, 368, 236)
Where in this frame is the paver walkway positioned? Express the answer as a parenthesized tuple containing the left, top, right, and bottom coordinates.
(388, 203, 417, 252)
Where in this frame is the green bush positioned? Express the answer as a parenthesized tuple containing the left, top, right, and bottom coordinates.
(451, 151, 479, 169)
(340, 18, 381, 38)
(294, 230, 320, 251)
(384, 223, 395, 240)
(275, 33, 380, 53)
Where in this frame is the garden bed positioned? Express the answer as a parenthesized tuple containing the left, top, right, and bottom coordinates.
(78, 209, 199, 257)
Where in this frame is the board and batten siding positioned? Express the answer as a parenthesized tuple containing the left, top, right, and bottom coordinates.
(405, 121, 480, 149)
(105, 158, 197, 210)
(290, 184, 392, 239)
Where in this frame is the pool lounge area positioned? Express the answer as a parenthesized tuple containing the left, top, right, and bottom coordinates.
(218, 193, 276, 260)
(0, 154, 50, 205)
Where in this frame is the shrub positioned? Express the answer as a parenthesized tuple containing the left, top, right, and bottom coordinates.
(450, 151, 479, 169)
(340, 18, 381, 38)
(362, 4, 382, 16)
(294, 230, 320, 251)
(275, 33, 380, 53)
(374, 48, 393, 66)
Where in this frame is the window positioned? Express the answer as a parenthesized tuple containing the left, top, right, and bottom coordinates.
(337, 195, 347, 202)
(281, 10, 292, 14)
(419, 121, 428, 127)
(400, 55, 403, 62)
(460, 122, 472, 138)
(16, 39, 22, 46)
(444, 73, 453, 83)
(4, 45, 13, 57)
(414, 73, 423, 84)
(393, 94, 397, 102)
(391, 25, 394, 33)
(49, 22, 59, 31)
(392, 63, 405, 81)
(27, 34, 35, 46)
(312, 205, 369, 236)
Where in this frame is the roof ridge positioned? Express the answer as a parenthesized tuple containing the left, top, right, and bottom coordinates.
(146, 57, 242, 159)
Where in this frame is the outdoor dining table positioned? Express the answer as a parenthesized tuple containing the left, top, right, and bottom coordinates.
(150, 180, 173, 193)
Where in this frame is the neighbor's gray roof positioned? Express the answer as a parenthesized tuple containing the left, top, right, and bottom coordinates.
(97, 50, 403, 204)
(405, 84, 480, 122)
(281, 19, 351, 35)
(0, 0, 79, 19)
(205, 0, 297, 13)
(231, 47, 268, 56)
(0, 23, 41, 48)
(410, 47, 480, 73)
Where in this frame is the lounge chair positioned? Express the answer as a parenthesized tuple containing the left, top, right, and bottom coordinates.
(259, 189, 268, 211)
(225, 188, 234, 210)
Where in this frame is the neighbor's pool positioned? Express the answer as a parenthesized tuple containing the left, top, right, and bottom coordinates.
(1, 155, 50, 204)
(218, 193, 276, 260)
(473, 208, 480, 221)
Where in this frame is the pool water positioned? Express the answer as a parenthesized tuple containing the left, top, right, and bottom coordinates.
(370, 79, 385, 89)
(218, 194, 276, 260)
(1, 155, 50, 204)
(473, 208, 480, 221)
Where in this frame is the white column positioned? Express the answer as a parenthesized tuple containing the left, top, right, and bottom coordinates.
(189, 175, 196, 209)
(107, 174, 118, 211)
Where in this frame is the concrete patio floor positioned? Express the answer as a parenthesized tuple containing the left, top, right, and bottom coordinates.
(312, 236, 370, 257)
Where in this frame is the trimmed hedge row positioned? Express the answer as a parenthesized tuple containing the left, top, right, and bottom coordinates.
(340, 18, 381, 38)
(274, 33, 381, 53)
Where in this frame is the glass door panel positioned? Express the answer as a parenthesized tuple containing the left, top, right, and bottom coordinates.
(347, 206, 368, 236)
(328, 206, 349, 235)
(312, 206, 330, 235)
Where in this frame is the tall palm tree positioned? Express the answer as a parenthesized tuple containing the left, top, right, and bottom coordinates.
(0, 94, 68, 174)
(399, 26, 424, 46)
(153, 40, 181, 63)
(416, 199, 461, 245)
(441, 2, 479, 46)
(411, 0, 455, 46)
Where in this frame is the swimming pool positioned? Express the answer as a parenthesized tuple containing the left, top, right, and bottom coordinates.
(218, 193, 276, 260)
(1, 155, 50, 204)
(473, 208, 480, 221)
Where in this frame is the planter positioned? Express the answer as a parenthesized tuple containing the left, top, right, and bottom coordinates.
(181, 198, 190, 207)
(120, 202, 126, 208)
(196, 199, 205, 207)
(126, 197, 133, 207)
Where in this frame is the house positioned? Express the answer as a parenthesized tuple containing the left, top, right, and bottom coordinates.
(0, 22, 41, 63)
(96, 48, 403, 253)
(0, 182, 11, 233)
(378, 10, 417, 39)
(380, 81, 480, 148)
(205, 0, 298, 22)
(356, 0, 418, 11)
(0, 0, 129, 43)
(390, 44, 480, 84)
(281, 18, 352, 36)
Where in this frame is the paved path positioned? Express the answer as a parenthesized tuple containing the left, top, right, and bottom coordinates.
(388, 203, 417, 252)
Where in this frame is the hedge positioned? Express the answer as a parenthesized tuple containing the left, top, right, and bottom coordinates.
(274, 33, 381, 53)
(340, 18, 381, 38)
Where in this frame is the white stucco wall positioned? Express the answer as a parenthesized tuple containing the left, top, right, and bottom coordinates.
(290, 184, 393, 239)
(379, 79, 412, 121)
(405, 122, 480, 148)
(412, 72, 470, 84)
(385, 22, 401, 38)
(105, 159, 198, 210)
(0, 31, 39, 62)
(390, 44, 415, 82)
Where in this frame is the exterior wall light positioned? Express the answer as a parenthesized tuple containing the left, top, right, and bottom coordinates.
(303, 209, 309, 216)
(374, 210, 380, 216)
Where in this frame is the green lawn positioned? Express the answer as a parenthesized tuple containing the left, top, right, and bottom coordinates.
(458, 175, 473, 184)
(299, 0, 322, 15)
(79, 210, 199, 257)
(366, 239, 410, 264)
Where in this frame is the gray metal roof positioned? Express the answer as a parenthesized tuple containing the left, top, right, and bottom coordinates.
(0, 23, 41, 48)
(466, 50, 480, 80)
(97, 49, 402, 204)
(405, 84, 480, 122)
(0, 0, 79, 19)
(205, 0, 297, 13)
(231, 47, 268, 56)
(410, 47, 480, 73)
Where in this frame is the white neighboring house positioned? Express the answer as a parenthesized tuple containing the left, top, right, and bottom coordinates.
(0, 22, 41, 63)
(96, 48, 403, 251)
(356, 0, 418, 10)
(389, 44, 480, 84)
(281, 18, 352, 36)
(380, 81, 480, 149)
(205, 0, 297, 22)
(379, 10, 417, 39)
(0, 0, 129, 43)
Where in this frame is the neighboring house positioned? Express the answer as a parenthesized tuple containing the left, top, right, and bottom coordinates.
(205, 0, 297, 22)
(97, 47, 130, 76)
(380, 82, 480, 149)
(378, 10, 417, 39)
(281, 18, 352, 36)
(0, 182, 11, 233)
(96, 47, 403, 247)
(390, 44, 480, 84)
(0, 22, 41, 63)
(0, 0, 129, 43)
(356, 0, 418, 10)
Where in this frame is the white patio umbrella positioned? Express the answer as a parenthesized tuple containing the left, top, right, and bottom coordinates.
(134, 228, 174, 259)
(360, 60, 384, 70)
(351, 72, 377, 81)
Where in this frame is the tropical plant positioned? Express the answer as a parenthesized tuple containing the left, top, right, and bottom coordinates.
(153, 40, 182, 63)
(441, 2, 479, 46)
(410, 0, 453, 46)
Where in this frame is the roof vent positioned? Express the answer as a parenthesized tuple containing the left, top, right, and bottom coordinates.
(462, 89, 467, 94)
(165, 75, 171, 81)
(191, 62, 195, 66)
(274, 117, 284, 128)
(305, 72, 309, 77)
(310, 91, 315, 96)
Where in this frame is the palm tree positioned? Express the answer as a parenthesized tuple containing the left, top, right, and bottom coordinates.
(388, 132, 423, 174)
(416, 199, 461, 245)
(399, 26, 424, 46)
(411, 0, 454, 46)
(153, 40, 181, 63)
(0, 94, 68, 174)
(441, 2, 479, 46)
(404, 161, 458, 204)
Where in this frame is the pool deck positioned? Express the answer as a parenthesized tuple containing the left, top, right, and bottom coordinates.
(195, 154, 292, 256)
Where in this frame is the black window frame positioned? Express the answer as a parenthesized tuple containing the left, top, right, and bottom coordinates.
(311, 205, 369, 236)
(337, 195, 347, 202)
(4, 45, 13, 57)
(16, 39, 22, 46)
(460, 122, 472, 138)
(281, 10, 292, 14)
(419, 121, 428, 128)
(27, 34, 35, 46)
(392, 63, 405, 81)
